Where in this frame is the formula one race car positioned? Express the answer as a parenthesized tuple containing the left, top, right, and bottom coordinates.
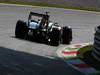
(15, 12, 72, 46)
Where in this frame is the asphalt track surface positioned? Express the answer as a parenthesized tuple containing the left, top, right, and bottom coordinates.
(0, 4, 100, 75)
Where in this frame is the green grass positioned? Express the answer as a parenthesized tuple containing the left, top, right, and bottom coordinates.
(0, 1, 100, 12)
(77, 45, 93, 59)
(77, 45, 100, 71)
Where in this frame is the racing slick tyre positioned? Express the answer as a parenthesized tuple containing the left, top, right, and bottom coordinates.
(50, 28, 61, 46)
(62, 26, 72, 44)
(15, 20, 28, 39)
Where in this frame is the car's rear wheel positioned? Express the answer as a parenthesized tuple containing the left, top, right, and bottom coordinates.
(15, 20, 28, 39)
(62, 26, 72, 44)
(50, 28, 61, 46)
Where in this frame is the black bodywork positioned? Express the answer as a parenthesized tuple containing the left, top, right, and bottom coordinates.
(15, 12, 72, 46)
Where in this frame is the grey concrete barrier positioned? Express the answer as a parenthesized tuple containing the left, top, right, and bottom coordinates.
(92, 25, 100, 61)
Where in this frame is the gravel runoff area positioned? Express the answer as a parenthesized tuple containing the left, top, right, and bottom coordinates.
(0, 3, 100, 75)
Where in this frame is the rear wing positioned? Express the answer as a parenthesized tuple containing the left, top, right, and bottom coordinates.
(29, 12, 49, 17)
(30, 12, 44, 17)
(28, 12, 50, 28)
